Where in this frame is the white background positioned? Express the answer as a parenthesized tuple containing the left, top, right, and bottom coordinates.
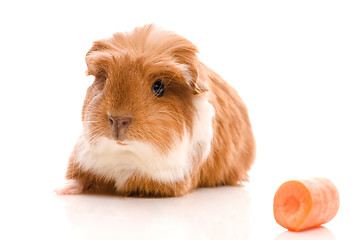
(1, 0, 360, 239)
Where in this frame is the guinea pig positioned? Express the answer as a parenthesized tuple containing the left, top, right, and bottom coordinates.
(55, 24, 255, 197)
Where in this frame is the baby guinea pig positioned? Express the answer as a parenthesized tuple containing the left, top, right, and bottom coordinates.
(55, 24, 255, 197)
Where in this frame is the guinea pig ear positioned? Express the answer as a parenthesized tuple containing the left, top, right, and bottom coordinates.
(190, 80, 209, 95)
(189, 69, 209, 95)
(85, 41, 115, 78)
(162, 36, 209, 94)
(178, 63, 209, 94)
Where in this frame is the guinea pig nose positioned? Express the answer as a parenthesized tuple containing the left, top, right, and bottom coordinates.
(118, 117, 132, 129)
(108, 116, 132, 129)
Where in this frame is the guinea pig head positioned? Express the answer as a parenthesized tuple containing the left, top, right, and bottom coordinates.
(82, 25, 208, 154)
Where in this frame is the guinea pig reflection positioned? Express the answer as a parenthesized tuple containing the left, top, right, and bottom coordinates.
(59, 187, 251, 239)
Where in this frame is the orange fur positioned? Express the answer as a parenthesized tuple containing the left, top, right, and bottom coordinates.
(59, 24, 255, 197)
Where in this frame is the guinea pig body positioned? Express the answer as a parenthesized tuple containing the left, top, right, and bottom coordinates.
(55, 25, 255, 197)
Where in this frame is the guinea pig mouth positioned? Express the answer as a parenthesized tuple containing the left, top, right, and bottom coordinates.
(115, 141, 128, 146)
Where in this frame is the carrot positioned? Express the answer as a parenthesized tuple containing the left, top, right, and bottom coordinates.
(273, 177, 340, 231)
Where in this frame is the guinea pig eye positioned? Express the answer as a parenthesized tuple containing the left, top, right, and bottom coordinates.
(152, 79, 165, 97)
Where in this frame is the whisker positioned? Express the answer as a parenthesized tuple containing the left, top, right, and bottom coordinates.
(89, 132, 103, 145)
(132, 129, 172, 152)
(152, 126, 183, 139)
(86, 127, 104, 137)
(157, 111, 190, 126)
(82, 121, 99, 124)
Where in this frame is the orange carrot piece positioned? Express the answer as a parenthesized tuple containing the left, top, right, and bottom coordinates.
(273, 177, 340, 231)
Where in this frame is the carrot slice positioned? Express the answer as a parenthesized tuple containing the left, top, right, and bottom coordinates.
(273, 177, 340, 231)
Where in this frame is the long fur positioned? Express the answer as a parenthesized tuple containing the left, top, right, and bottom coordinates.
(55, 25, 255, 197)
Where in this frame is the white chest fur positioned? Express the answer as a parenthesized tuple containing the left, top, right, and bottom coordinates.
(75, 97, 214, 190)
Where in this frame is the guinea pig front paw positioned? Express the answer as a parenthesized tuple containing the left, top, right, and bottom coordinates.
(54, 179, 84, 195)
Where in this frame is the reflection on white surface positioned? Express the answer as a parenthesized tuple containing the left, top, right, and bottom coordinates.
(275, 227, 336, 240)
(58, 187, 251, 240)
